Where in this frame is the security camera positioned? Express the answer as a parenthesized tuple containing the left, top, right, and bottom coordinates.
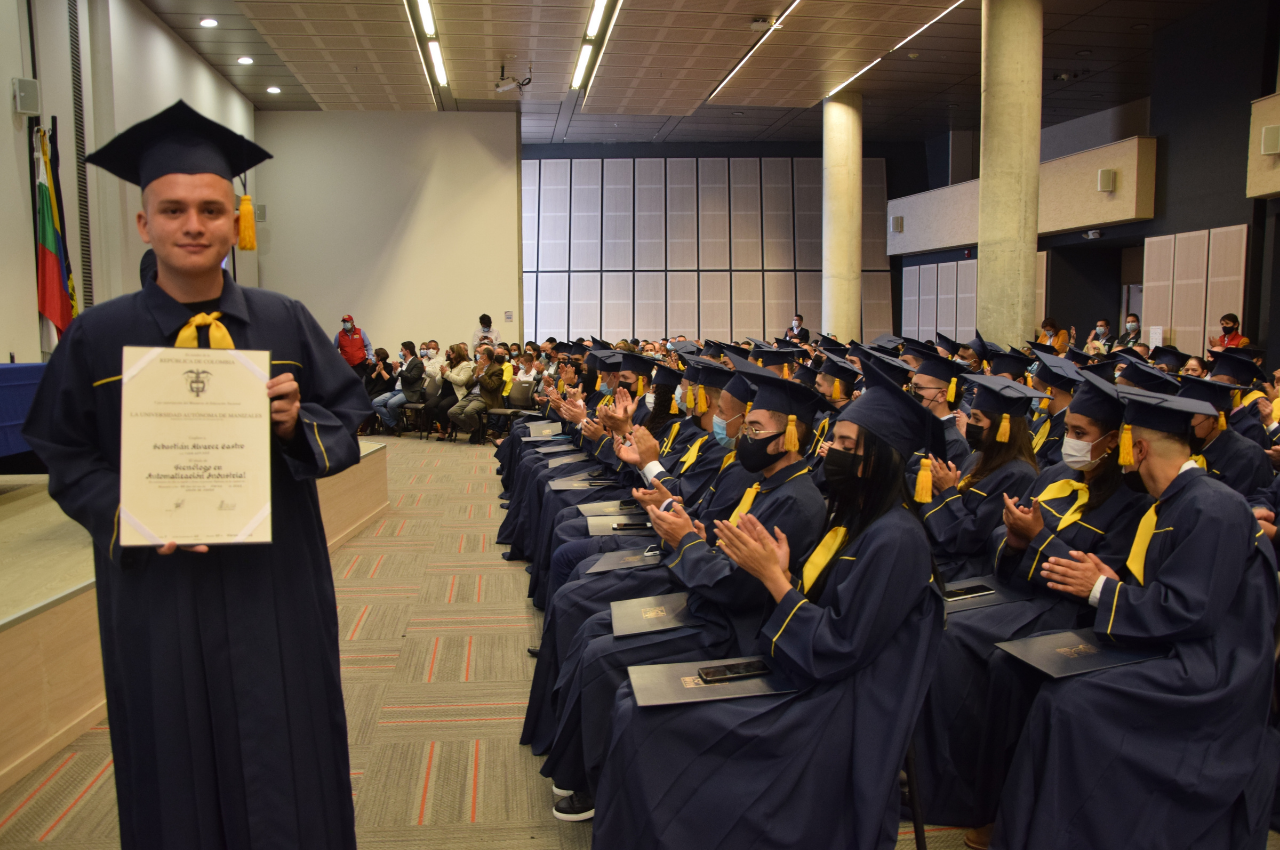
(495, 79, 519, 93)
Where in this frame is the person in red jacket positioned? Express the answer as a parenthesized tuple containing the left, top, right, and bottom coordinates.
(334, 314, 374, 378)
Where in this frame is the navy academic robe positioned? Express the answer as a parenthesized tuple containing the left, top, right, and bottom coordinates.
(1032, 408, 1066, 470)
(592, 507, 944, 850)
(992, 469, 1280, 850)
(22, 269, 370, 850)
(922, 454, 1038, 582)
(914, 461, 1152, 827)
(1231, 399, 1270, 450)
(907, 416, 970, 494)
(1198, 426, 1273, 496)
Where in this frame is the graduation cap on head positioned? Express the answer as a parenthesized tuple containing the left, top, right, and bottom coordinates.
(85, 100, 271, 251)
(820, 353, 862, 399)
(1210, 347, 1266, 385)
(1116, 360, 1179, 395)
(913, 349, 971, 404)
(1070, 371, 1126, 432)
(966, 375, 1049, 441)
(774, 338, 805, 351)
(934, 332, 962, 358)
(793, 362, 819, 388)
(671, 340, 700, 357)
(746, 337, 775, 350)
(553, 341, 575, 355)
(751, 346, 798, 372)
(1116, 384, 1216, 465)
(652, 362, 683, 388)
(742, 370, 828, 454)
(618, 352, 661, 394)
(847, 341, 913, 387)
(989, 345, 1033, 379)
(1079, 360, 1119, 383)
(1063, 346, 1092, 367)
(815, 333, 846, 353)
(1151, 346, 1191, 372)
(1030, 351, 1082, 393)
(569, 341, 591, 357)
(590, 336, 614, 351)
(591, 351, 623, 372)
(901, 338, 940, 362)
(723, 371, 758, 406)
(1026, 340, 1059, 357)
(838, 359, 947, 501)
(967, 331, 990, 363)
(870, 333, 905, 351)
(1176, 374, 1233, 430)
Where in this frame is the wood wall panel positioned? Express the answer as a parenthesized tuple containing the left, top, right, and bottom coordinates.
(634, 272, 666, 339)
(1171, 230, 1209, 351)
(730, 159, 762, 270)
(634, 159, 666, 271)
(521, 160, 539, 272)
(793, 158, 822, 270)
(666, 158, 698, 270)
(570, 159, 601, 271)
(956, 259, 978, 342)
(569, 272, 602, 340)
(731, 272, 764, 341)
(537, 159, 570, 271)
(602, 159, 634, 271)
(917, 264, 938, 343)
(935, 262, 958, 340)
(536, 272, 568, 341)
(698, 159, 730, 270)
(761, 158, 794, 270)
(764, 271, 796, 340)
(1205, 225, 1248, 338)
(862, 158, 889, 271)
(796, 271, 823, 336)
(699, 272, 732, 341)
(901, 265, 919, 340)
(602, 272, 633, 341)
(667, 271, 699, 337)
(1142, 235, 1175, 347)
(522, 272, 537, 342)
(862, 271, 893, 343)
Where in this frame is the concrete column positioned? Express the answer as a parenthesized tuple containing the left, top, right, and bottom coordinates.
(976, 0, 1042, 343)
(822, 90, 862, 342)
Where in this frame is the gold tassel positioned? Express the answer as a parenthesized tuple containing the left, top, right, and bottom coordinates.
(744, 402, 753, 415)
(914, 457, 932, 503)
(696, 386, 708, 415)
(832, 378, 842, 399)
(947, 377, 957, 402)
(755, 358, 764, 367)
(595, 373, 601, 390)
(783, 414, 800, 453)
(782, 363, 791, 379)
(1232, 389, 1242, 409)
(557, 379, 565, 394)
(237, 194, 256, 250)
(636, 376, 645, 395)
(670, 395, 680, 414)
(1218, 410, 1227, 431)
(996, 413, 1010, 443)
(1119, 424, 1134, 466)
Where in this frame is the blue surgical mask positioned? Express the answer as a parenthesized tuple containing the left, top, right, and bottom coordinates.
(1096, 326, 1107, 336)
(711, 414, 738, 449)
(342, 321, 352, 331)
(676, 392, 688, 412)
(399, 352, 406, 361)
(1126, 322, 1137, 332)
(666, 342, 675, 351)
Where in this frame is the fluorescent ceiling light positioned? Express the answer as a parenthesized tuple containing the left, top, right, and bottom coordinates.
(200, 17, 217, 26)
(427, 40, 448, 85)
(267, 86, 281, 93)
(709, 0, 802, 100)
(417, 0, 436, 36)
(893, 0, 965, 51)
(238, 56, 253, 64)
(827, 58, 880, 97)
(571, 44, 592, 88)
(585, 0, 608, 37)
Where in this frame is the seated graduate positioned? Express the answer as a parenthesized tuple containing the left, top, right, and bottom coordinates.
(989, 345, 1033, 385)
(1150, 345, 1191, 375)
(906, 349, 973, 465)
(589, 358, 948, 849)
(988, 386, 1280, 850)
(1027, 351, 1081, 470)
(914, 372, 1152, 843)
(921, 375, 1043, 583)
(1114, 355, 1180, 394)
(519, 369, 761, 756)
(1176, 375, 1273, 496)
(1208, 347, 1271, 450)
(538, 364, 828, 822)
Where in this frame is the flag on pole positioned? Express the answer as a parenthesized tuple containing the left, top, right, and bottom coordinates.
(34, 125, 78, 336)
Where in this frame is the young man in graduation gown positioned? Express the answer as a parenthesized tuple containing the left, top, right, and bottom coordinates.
(22, 102, 370, 849)
(590, 359, 947, 850)
(914, 373, 1152, 843)
(989, 386, 1280, 850)
(1028, 351, 1081, 470)
(1177, 375, 1273, 496)
(1209, 347, 1271, 450)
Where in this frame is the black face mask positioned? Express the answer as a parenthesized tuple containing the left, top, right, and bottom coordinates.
(1187, 428, 1207, 455)
(1222, 325, 1237, 335)
(737, 433, 782, 473)
(965, 422, 986, 450)
(823, 447, 862, 492)
(908, 387, 928, 405)
(1122, 469, 1148, 495)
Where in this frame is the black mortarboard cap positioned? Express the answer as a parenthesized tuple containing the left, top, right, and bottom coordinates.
(967, 330, 990, 363)
(86, 100, 272, 189)
(1210, 348, 1266, 384)
(553, 341, 574, 355)
(1030, 351, 1082, 392)
(672, 340, 700, 356)
(751, 347, 797, 368)
(569, 342, 590, 357)
(1176, 374, 1235, 414)
(847, 342, 912, 387)
(591, 351, 623, 372)
(934, 332, 961, 358)
(1070, 372, 1126, 431)
(1116, 360, 1179, 395)
(682, 355, 735, 390)
(870, 333, 904, 351)
(723, 372, 757, 405)
(815, 334, 846, 353)
(590, 336, 614, 351)
(793, 363, 819, 387)
(838, 360, 944, 462)
(989, 345, 1033, 379)
(619, 352, 661, 378)
(652, 363, 683, 388)
(1079, 360, 1118, 383)
(965, 375, 1049, 418)
(1026, 340, 1059, 357)
(743, 370, 826, 421)
(1063, 346, 1091, 367)
(820, 352, 862, 383)
(746, 337, 774, 350)
(1118, 385, 1215, 435)
(1151, 346, 1191, 372)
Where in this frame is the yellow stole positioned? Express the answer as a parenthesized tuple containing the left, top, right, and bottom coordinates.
(1031, 416, 1052, 452)
(728, 483, 760, 527)
(660, 422, 681, 455)
(678, 436, 708, 473)
(800, 526, 849, 593)
(1124, 503, 1157, 585)
(175, 312, 234, 349)
(1035, 478, 1089, 531)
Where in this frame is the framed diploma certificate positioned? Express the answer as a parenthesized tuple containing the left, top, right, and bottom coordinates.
(119, 346, 272, 546)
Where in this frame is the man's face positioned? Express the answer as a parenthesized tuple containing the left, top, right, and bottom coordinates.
(136, 173, 238, 278)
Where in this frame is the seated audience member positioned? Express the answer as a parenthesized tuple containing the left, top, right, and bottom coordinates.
(1036, 318, 1069, 354)
(1149, 346, 1190, 374)
(1181, 355, 1210, 378)
(922, 376, 1043, 582)
(1209, 348, 1270, 449)
(988, 386, 1278, 850)
(1176, 375, 1272, 496)
(473, 313, 501, 350)
(914, 372, 1151, 845)
(1082, 318, 1114, 355)
(516, 352, 538, 382)
(1028, 352, 1081, 470)
(451, 345, 503, 444)
(588, 359, 946, 848)
(1115, 312, 1141, 348)
(365, 347, 394, 401)
(1211, 312, 1249, 348)
(372, 341, 424, 437)
(431, 343, 474, 436)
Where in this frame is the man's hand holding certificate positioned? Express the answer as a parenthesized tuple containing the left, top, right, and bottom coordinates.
(119, 346, 274, 547)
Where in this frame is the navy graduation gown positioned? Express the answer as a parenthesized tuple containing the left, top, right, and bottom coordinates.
(907, 416, 970, 494)
(592, 507, 944, 850)
(993, 469, 1279, 850)
(22, 270, 370, 850)
(1231, 399, 1270, 450)
(922, 454, 1038, 582)
(1199, 426, 1273, 496)
(913, 461, 1152, 826)
(1032, 408, 1066, 470)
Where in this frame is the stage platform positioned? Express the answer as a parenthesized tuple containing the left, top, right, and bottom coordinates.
(0, 441, 389, 794)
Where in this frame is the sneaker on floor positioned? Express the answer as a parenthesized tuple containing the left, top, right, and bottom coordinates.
(527, 646, 540, 658)
(553, 790, 594, 821)
(551, 784, 572, 798)
(964, 824, 993, 850)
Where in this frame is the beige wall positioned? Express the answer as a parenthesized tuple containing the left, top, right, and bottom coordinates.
(0, 0, 41, 363)
(1247, 92, 1280, 199)
(885, 179, 980, 256)
(255, 111, 523, 351)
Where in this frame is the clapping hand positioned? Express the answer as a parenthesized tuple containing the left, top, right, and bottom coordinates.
(928, 455, 961, 494)
(631, 479, 680, 510)
(614, 434, 641, 465)
(713, 514, 792, 602)
(1041, 551, 1118, 599)
(632, 426, 661, 466)
(1002, 494, 1044, 550)
(647, 501, 696, 548)
(581, 416, 604, 440)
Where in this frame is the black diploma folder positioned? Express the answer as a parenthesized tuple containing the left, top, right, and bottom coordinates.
(587, 516, 653, 537)
(578, 500, 646, 518)
(536, 443, 580, 455)
(611, 593, 701, 637)
(549, 475, 616, 490)
(527, 421, 559, 437)
(943, 576, 1033, 614)
(995, 628, 1166, 679)
(521, 435, 571, 443)
(586, 546, 665, 574)
(628, 656, 798, 707)
(547, 453, 589, 468)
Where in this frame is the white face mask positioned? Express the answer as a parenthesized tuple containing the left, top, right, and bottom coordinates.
(1062, 436, 1105, 471)
(792, 321, 800, 330)
(644, 391, 656, 408)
